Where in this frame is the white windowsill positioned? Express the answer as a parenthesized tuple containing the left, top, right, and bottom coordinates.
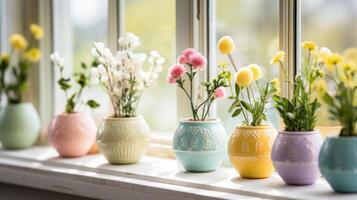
(0, 146, 356, 200)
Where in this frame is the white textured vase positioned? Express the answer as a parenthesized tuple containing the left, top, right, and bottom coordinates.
(97, 116, 151, 164)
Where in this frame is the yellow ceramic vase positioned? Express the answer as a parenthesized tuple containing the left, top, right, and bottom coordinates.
(228, 125, 277, 179)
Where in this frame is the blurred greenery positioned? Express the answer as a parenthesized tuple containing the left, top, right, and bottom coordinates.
(302, 0, 357, 126)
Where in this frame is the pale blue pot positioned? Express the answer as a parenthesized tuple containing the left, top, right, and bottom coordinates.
(0, 103, 40, 149)
(319, 137, 357, 193)
(173, 119, 227, 172)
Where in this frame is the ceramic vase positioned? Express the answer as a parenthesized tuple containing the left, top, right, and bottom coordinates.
(49, 112, 96, 157)
(228, 125, 277, 179)
(97, 116, 150, 164)
(271, 130, 323, 185)
(319, 137, 357, 193)
(173, 119, 227, 172)
(0, 103, 40, 149)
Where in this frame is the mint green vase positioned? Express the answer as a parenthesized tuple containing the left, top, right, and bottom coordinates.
(0, 103, 41, 149)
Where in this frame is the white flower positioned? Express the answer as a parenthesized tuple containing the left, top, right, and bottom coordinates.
(97, 64, 106, 74)
(112, 70, 123, 80)
(100, 75, 108, 82)
(90, 76, 100, 85)
(50, 52, 65, 67)
(156, 57, 165, 65)
(113, 88, 122, 97)
(150, 50, 160, 58)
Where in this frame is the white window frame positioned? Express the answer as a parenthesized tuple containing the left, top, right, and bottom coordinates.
(0, 0, 301, 152)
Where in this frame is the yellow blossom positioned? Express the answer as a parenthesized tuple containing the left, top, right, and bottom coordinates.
(343, 48, 357, 66)
(236, 67, 254, 87)
(248, 64, 262, 81)
(217, 36, 235, 55)
(30, 24, 44, 39)
(24, 48, 41, 63)
(0, 53, 10, 63)
(342, 62, 353, 72)
(314, 79, 327, 96)
(302, 41, 317, 51)
(270, 51, 285, 64)
(325, 53, 342, 73)
(10, 34, 28, 51)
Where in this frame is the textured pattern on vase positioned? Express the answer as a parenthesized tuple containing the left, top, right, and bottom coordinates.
(0, 103, 40, 149)
(319, 137, 357, 192)
(49, 112, 96, 157)
(272, 131, 323, 185)
(97, 116, 150, 164)
(229, 126, 277, 179)
(173, 120, 227, 172)
(173, 121, 226, 152)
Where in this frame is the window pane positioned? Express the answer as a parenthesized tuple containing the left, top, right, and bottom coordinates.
(53, 0, 110, 122)
(302, 0, 357, 127)
(215, 0, 279, 133)
(124, 0, 176, 132)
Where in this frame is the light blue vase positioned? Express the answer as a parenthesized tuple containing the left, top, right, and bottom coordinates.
(0, 103, 41, 149)
(173, 119, 227, 172)
(319, 137, 357, 193)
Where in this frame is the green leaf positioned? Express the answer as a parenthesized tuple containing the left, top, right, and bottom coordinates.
(87, 100, 100, 109)
(240, 100, 252, 112)
(232, 108, 242, 117)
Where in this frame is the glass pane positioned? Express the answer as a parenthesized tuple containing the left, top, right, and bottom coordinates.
(302, 0, 357, 127)
(53, 0, 110, 122)
(215, 0, 279, 133)
(124, 0, 176, 132)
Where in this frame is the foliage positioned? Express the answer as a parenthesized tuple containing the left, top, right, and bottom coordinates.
(320, 56, 357, 136)
(51, 53, 100, 113)
(0, 24, 44, 104)
(272, 42, 323, 131)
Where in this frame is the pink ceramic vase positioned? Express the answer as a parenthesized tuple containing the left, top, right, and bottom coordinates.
(49, 112, 96, 157)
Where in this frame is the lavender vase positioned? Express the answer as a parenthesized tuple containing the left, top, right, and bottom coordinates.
(271, 130, 323, 185)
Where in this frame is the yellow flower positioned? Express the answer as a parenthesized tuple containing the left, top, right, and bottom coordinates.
(325, 53, 342, 73)
(248, 64, 262, 81)
(318, 47, 332, 63)
(30, 24, 44, 39)
(270, 51, 285, 64)
(10, 34, 28, 51)
(314, 79, 327, 96)
(302, 41, 317, 51)
(342, 62, 353, 72)
(218, 36, 235, 54)
(24, 48, 41, 63)
(343, 48, 357, 65)
(236, 67, 254, 87)
(0, 53, 10, 63)
(270, 78, 280, 95)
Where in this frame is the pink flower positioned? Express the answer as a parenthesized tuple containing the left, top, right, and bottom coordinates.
(182, 48, 196, 58)
(190, 53, 207, 70)
(214, 87, 225, 98)
(167, 75, 176, 84)
(178, 55, 188, 64)
(167, 64, 186, 84)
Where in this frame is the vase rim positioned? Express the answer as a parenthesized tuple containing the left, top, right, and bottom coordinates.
(325, 136, 357, 141)
(179, 118, 221, 123)
(279, 130, 320, 135)
(236, 125, 274, 129)
(105, 115, 143, 121)
(57, 111, 90, 117)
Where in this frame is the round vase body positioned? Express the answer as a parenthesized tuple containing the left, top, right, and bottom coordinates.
(319, 137, 357, 193)
(272, 130, 323, 185)
(228, 125, 277, 179)
(97, 116, 150, 164)
(49, 112, 96, 157)
(173, 119, 227, 172)
(0, 103, 40, 149)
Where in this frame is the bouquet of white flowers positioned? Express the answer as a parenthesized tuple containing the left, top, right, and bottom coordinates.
(91, 33, 165, 117)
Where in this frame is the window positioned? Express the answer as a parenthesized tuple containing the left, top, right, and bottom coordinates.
(53, 0, 110, 123)
(302, 0, 357, 127)
(123, 0, 176, 132)
(214, 0, 279, 133)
